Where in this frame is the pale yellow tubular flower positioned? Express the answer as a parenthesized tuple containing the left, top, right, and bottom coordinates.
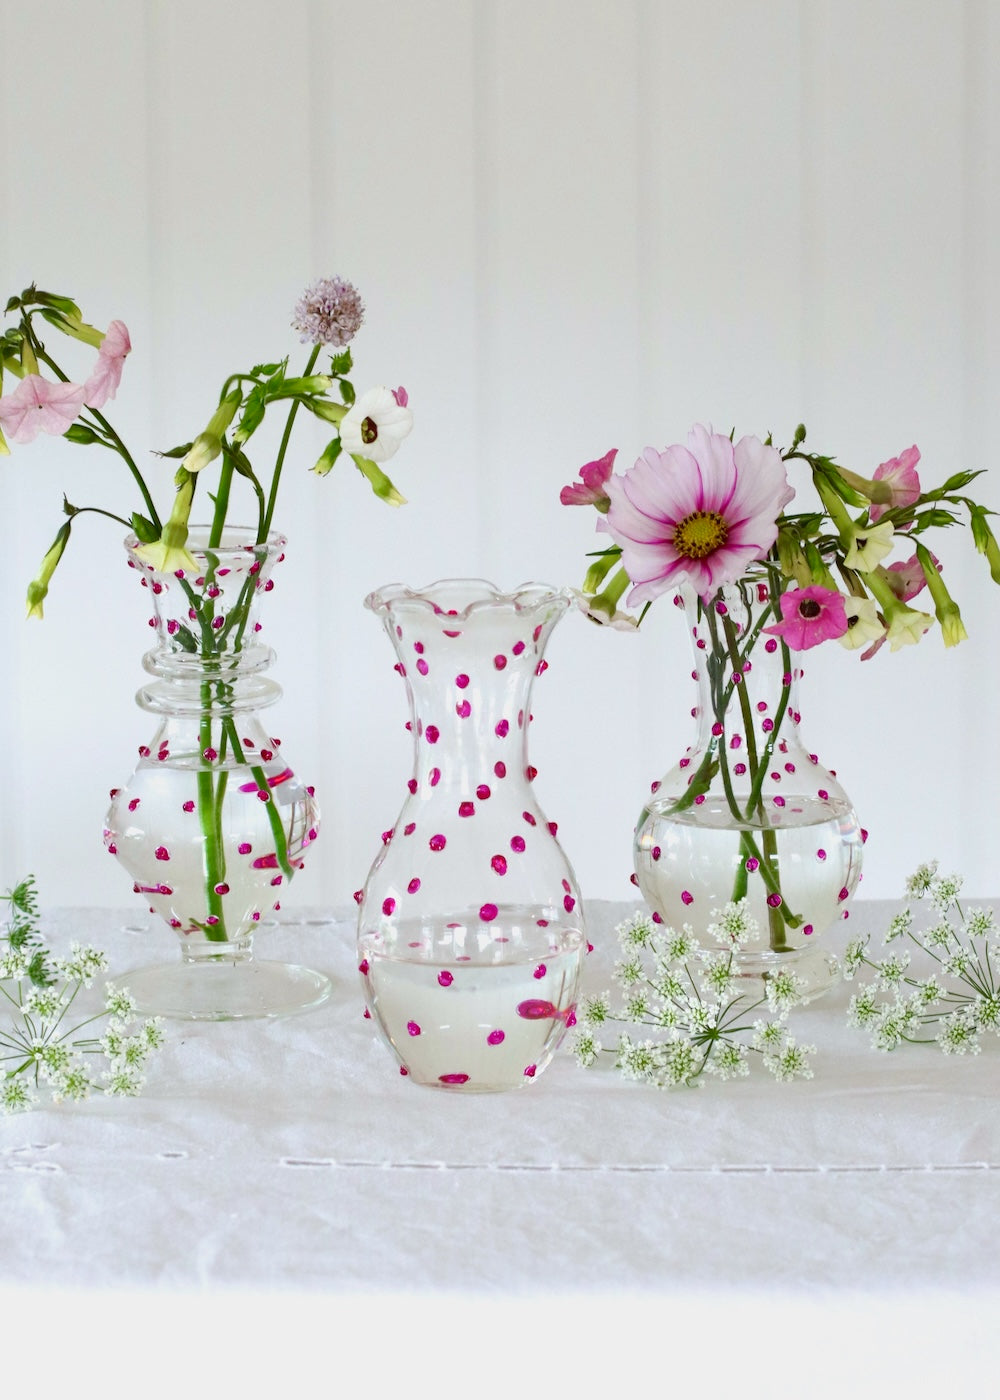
(886, 604, 934, 651)
(838, 594, 886, 651)
(843, 520, 895, 573)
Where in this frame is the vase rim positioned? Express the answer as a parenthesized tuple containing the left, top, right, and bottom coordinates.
(365, 578, 573, 621)
(125, 525, 287, 558)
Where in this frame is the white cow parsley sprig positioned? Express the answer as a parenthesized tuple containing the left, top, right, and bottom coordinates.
(572, 903, 815, 1088)
(844, 860, 1000, 1055)
(0, 877, 165, 1112)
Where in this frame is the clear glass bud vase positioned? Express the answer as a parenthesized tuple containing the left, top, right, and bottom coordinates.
(634, 576, 864, 1000)
(104, 527, 330, 1020)
(357, 580, 587, 1091)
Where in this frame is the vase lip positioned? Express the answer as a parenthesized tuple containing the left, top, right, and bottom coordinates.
(124, 524, 287, 558)
(365, 578, 573, 621)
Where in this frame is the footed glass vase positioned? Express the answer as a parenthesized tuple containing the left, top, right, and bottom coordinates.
(357, 580, 587, 1092)
(104, 527, 330, 1020)
(634, 576, 864, 1001)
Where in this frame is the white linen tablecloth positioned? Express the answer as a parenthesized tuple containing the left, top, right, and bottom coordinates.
(2, 900, 997, 1391)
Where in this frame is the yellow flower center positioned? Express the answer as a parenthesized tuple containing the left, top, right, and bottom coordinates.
(672, 510, 729, 559)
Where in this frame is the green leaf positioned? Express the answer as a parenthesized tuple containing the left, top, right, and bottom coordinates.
(172, 623, 198, 653)
(340, 378, 356, 407)
(249, 360, 284, 378)
(233, 386, 266, 443)
(311, 437, 342, 476)
(31, 289, 82, 318)
(5, 296, 21, 314)
(330, 347, 353, 376)
(62, 495, 80, 517)
(935, 468, 985, 495)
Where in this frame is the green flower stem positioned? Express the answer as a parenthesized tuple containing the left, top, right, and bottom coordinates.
(261, 344, 320, 541)
(209, 455, 235, 549)
(197, 699, 228, 941)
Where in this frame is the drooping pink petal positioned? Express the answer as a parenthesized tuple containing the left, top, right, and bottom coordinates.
(885, 550, 937, 601)
(0, 374, 86, 444)
(763, 586, 848, 651)
(560, 447, 617, 506)
(83, 319, 132, 409)
(392, 385, 409, 407)
(869, 444, 921, 523)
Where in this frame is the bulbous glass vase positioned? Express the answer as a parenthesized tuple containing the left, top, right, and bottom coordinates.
(356, 580, 587, 1091)
(634, 576, 865, 1001)
(104, 527, 330, 1020)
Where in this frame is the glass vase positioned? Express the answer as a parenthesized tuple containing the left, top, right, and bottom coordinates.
(634, 575, 864, 1000)
(104, 526, 330, 1020)
(357, 580, 587, 1091)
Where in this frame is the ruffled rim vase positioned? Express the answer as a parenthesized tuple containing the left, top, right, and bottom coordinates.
(355, 579, 588, 1091)
(103, 526, 330, 1020)
(634, 574, 865, 1002)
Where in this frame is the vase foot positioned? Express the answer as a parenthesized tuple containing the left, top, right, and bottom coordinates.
(726, 944, 840, 1005)
(123, 958, 332, 1021)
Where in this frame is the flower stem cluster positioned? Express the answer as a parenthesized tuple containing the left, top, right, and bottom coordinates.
(0, 279, 413, 618)
(0, 875, 164, 1112)
(844, 861, 1000, 1055)
(572, 904, 815, 1087)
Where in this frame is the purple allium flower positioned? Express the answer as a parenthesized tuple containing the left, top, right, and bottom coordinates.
(291, 276, 365, 346)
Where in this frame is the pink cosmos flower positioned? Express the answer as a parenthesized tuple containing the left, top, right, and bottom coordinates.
(602, 426, 794, 603)
(83, 320, 132, 409)
(764, 585, 848, 651)
(869, 445, 921, 523)
(560, 448, 617, 507)
(0, 374, 86, 444)
(885, 550, 938, 602)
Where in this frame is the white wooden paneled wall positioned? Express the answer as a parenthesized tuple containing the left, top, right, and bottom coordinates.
(0, 0, 997, 914)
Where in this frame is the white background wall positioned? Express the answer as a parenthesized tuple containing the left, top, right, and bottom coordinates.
(0, 0, 998, 914)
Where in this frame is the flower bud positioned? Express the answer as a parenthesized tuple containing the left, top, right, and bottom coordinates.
(26, 521, 72, 620)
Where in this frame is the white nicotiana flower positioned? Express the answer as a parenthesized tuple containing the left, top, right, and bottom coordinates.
(838, 594, 886, 651)
(339, 386, 413, 464)
(844, 520, 895, 573)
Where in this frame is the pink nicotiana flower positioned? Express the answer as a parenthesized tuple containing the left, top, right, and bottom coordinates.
(885, 551, 938, 601)
(869, 445, 921, 523)
(83, 320, 132, 409)
(560, 448, 617, 507)
(0, 374, 86, 444)
(602, 425, 794, 603)
(764, 585, 849, 651)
